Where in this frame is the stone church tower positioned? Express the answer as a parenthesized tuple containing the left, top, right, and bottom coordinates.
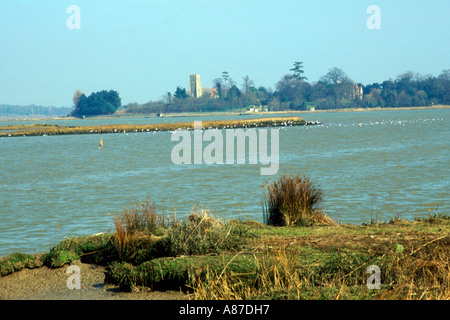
(189, 74, 202, 98)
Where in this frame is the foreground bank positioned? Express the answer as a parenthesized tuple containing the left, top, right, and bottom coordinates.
(1, 209, 448, 300)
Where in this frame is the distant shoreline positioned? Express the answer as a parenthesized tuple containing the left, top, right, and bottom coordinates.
(0, 105, 448, 122)
(119, 104, 450, 119)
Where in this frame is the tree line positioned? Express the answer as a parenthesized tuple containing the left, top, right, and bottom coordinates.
(124, 64, 449, 114)
(0, 104, 73, 118)
(71, 63, 449, 116)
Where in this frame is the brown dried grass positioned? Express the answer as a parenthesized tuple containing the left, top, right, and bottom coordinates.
(0, 116, 305, 137)
(113, 197, 175, 260)
(263, 175, 334, 227)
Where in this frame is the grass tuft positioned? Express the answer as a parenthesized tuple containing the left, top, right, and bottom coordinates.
(112, 197, 174, 262)
(263, 174, 334, 227)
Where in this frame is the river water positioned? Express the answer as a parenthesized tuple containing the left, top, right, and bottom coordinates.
(0, 109, 448, 256)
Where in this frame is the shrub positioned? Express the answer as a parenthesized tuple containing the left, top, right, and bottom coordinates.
(263, 175, 333, 227)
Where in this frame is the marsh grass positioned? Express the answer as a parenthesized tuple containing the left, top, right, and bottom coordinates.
(163, 206, 248, 257)
(42, 233, 113, 267)
(115, 197, 173, 234)
(190, 233, 450, 300)
(113, 197, 175, 262)
(190, 243, 314, 300)
(6, 193, 447, 300)
(111, 200, 247, 265)
(380, 235, 450, 300)
(0, 253, 43, 276)
(263, 175, 334, 227)
(0, 116, 305, 137)
(104, 207, 251, 291)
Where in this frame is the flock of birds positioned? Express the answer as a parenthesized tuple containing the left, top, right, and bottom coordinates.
(302, 117, 444, 130)
(22, 117, 442, 149)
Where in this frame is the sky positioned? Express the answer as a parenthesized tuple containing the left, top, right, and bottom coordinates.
(0, 0, 449, 108)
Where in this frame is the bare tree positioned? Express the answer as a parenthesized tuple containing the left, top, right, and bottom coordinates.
(320, 67, 348, 85)
(242, 75, 255, 93)
(72, 89, 84, 107)
(396, 71, 414, 82)
(319, 68, 355, 107)
(438, 69, 450, 81)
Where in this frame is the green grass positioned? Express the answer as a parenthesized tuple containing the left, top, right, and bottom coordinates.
(100, 212, 450, 298)
(42, 233, 114, 267)
(0, 253, 43, 276)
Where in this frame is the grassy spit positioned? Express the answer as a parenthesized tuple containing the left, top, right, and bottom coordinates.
(0, 116, 306, 137)
(1, 198, 448, 300)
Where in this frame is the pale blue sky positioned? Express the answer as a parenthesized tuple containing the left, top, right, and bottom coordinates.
(0, 0, 449, 107)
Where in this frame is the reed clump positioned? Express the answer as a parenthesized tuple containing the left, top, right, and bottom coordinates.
(112, 197, 175, 263)
(114, 197, 172, 235)
(263, 174, 334, 227)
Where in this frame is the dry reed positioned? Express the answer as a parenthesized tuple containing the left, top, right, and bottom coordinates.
(263, 175, 334, 227)
(113, 197, 175, 260)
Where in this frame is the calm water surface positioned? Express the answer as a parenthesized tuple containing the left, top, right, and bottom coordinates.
(0, 109, 448, 256)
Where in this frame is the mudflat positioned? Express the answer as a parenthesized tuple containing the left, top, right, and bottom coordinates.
(0, 261, 187, 300)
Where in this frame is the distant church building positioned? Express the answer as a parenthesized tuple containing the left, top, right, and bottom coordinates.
(189, 74, 202, 98)
(353, 84, 363, 100)
(189, 74, 219, 99)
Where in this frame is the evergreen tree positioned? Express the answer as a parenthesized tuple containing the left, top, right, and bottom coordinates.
(71, 90, 121, 117)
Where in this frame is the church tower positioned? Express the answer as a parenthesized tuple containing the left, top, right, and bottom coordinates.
(189, 74, 202, 98)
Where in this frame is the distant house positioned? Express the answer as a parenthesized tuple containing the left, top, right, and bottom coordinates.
(210, 88, 219, 99)
(248, 105, 261, 112)
(202, 87, 219, 99)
